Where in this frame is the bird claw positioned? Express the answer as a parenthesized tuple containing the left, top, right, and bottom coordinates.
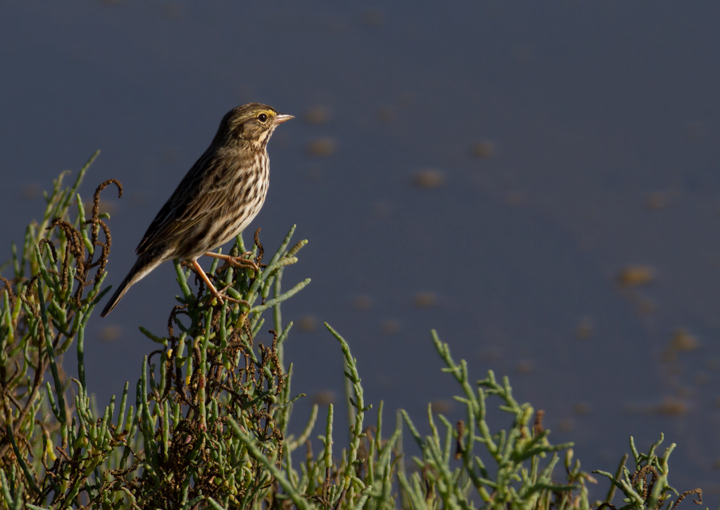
(205, 251, 260, 273)
(217, 283, 250, 306)
(204, 283, 250, 308)
(191, 259, 250, 308)
(204, 291, 250, 308)
(225, 252, 260, 272)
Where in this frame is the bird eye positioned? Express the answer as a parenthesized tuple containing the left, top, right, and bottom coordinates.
(258, 113, 268, 122)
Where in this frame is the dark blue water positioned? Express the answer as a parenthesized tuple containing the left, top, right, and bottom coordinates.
(2, 1, 720, 500)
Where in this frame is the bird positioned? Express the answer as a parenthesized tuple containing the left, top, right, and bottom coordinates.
(100, 103, 293, 317)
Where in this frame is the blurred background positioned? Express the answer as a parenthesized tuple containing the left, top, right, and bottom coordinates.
(2, 1, 719, 501)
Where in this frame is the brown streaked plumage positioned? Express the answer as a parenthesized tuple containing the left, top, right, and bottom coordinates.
(100, 103, 293, 317)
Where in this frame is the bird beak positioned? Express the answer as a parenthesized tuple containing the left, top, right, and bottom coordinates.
(274, 114, 294, 125)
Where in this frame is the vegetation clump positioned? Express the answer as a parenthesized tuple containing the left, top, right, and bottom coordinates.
(0, 154, 703, 509)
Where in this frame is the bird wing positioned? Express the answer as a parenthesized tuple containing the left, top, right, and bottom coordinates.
(135, 146, 246, 257)
(135, 182, 230, 257)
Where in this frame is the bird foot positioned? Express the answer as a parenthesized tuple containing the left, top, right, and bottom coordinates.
(204, 283, 250, 308)
(191, 259, 249, 308)
(205, 251, 260, 273)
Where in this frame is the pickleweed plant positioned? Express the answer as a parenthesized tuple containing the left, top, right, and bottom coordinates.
(0, 156, 705, 510)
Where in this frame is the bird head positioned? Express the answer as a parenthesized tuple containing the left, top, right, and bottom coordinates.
(214, 103, 293, 151)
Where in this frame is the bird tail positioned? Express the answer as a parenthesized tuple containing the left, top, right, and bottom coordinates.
(100, 256, 164, 317)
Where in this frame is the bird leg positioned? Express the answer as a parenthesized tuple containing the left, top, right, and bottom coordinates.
(190, 260, 249, 307)
(204, 251, 260, 273)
